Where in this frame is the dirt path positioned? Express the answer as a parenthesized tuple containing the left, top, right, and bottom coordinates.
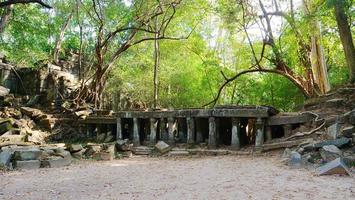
(0, 155, 354, 200)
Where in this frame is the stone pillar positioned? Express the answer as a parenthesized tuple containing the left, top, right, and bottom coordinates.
(283, 124, 292, 138)
(159, 118, 168, 141)
(231, 118, 241, 150)
(208, 117, 217, 148)
(187, 117, 195, 144)
(133, 118, 140, 146)
(265, 126, 272, 142)
(150, 118, 158, 144)
(195, 118, 203, 144)
(168, 117, 176, 144)
(116, 118, 122, 140)
(255, 118, 265, 151)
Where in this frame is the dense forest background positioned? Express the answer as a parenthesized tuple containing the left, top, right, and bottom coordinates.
(0, 0, 354, 111)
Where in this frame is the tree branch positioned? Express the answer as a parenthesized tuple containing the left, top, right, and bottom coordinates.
(0, 0, 51, 8)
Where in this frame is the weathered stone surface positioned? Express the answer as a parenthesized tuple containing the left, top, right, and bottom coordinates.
(320, 145, 342, 163)
(316, 158, 352, 176)
(84, 145, 101, 157)
(97, 133, 106, 142)
(66, 144, 83, 153)
(107, 145, 116, 159)
(93, 152, 113, 161)
(20, 107, 43, 119)
(104, 134, 114, 143)
(341, 126, 354, 138)
(116, 139, 131, 151)
(349, 110, 355, 125)
(133, 146, 153, 155)
(168, 150, 189, 156)
(14, 149, 42, 161)
(72, 149, 86, 159)
(288, 151, 302, 168)
(42, 156, 71, 168)
(0, 85, 10, 97)
(0, 119, 13, 135)
(314, 137, 351, 149)
(14, 160, 41, 170)
(155, 141, 171, 154)
(75, 110, 92, 119)
(325, 98, 345, 108)
(0, 134, 27, 143)
(326, 123, 340, 140)
(0, 148, 13, 167)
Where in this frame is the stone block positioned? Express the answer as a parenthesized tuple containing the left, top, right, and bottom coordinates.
(66, 144, 83, 153)
(0, 148, 13, 167)
(0, 134, 27, 143)
(93, 152, 113, 161)
(316, 158, 352, 176)
(0, 119, 12, 135)
(41, 156, 71, 168)
(326, 123, 340, 140)
(288, 151, 302, 168)
(84, 145, 101, 157)
(168, 150, 189, 156)
(116, 139, 131, 151)
(133, 146, 153, 155)
(320, 145, 342, 162)
(14, 149, 42, 161)
(72, 149, 86, 159)
(314, 137, 350, 149)
(14, 160, 41, 170)
(104, 134, 114, 143)
(155, 141, 171, 154)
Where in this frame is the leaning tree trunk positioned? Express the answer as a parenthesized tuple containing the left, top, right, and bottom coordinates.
(334, 2, 355, 83)
(53, 12, 73, 65)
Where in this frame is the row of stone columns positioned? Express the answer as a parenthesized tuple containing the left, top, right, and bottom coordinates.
(115, 117, 265, 149)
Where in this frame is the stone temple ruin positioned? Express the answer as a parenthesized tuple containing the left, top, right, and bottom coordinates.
(80, 106, 315, 151)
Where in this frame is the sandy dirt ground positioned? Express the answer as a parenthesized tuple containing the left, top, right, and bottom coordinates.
(0, 155, 354, 200)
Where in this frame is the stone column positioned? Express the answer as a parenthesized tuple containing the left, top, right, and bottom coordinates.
(208, 117, 217, 148)
(255, 118, 265, 151)
(231, 118, 241, 150)
(283, 124, 292, 138)
(195, 118, 203, 144)
(159, 118, 168, 141)
(116, 118, 122, 140)
(187, 117, 195, 145)
(265, 126, 272, 142)
(133, 118, 140, 146)
(150, 118, 158, 144)
(168, 117, 176, 144)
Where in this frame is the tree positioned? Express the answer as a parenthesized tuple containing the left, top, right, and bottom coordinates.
(0, 0, 51, 8)
(330, 0, 355, 83)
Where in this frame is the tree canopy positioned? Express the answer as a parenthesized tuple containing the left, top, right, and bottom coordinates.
(0, 0, 354, 111)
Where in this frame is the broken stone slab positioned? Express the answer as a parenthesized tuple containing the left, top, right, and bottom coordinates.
(316, 158, 352, 176)
(168, 150, 190, 156)
(0, 119, 12, 135)
(0, 85, 10, 97)
(74, 110, 93, 119)
(14, 149, 42, 161)
(20, 107, 44, 119)
(326, 123, 340, 140)
(341, 126, 354, 138)
(41, 156, 71, 168)
(66, 144, 83, 153)
(0, 135, 27, 143)
(320, 145, 342, 163)
(0, 148, 13, 167)
(155, 141, 171, 154)
(14, 160, 41, 170)
(314, 137, 351, 149)
(97, 133, 106, 142)
(84, 145, 101, 157)
(104, 134, 114, 143)
(133, 146, 153, 155)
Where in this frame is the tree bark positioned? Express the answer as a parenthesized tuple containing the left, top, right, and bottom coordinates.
(153, 17, 160, 109)
(53, 12, 73, 65)
(334, 1, 355, 83)
(0, 5, 13, 34)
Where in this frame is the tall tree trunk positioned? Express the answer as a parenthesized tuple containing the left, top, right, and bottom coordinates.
(153, 17, 160, 109)
(0, 5, 13, 34)
(304, 0, 330, 94)
(334, 1, 355, 83)
(53, 12, 73, 65)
